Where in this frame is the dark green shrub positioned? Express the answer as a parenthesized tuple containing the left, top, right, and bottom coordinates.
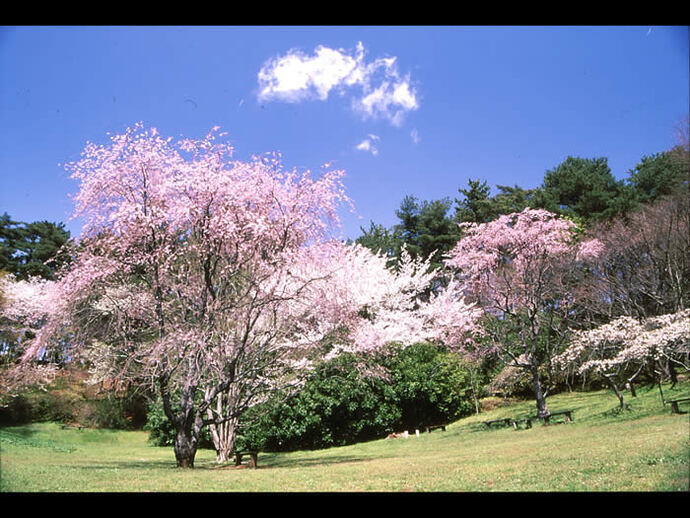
(238, 343, 476, 452)
(0, 394, 33, 425)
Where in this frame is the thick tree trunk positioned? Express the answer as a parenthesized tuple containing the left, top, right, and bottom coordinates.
(174, 427, 198, 468)
(207, 388, 240, 463)
(161, 380, 200, 469)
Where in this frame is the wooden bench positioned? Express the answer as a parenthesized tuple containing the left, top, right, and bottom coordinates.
(60, 423, 84, 430)
(425, 424, 446, 433)
(482, 418, 512, 429)
(667, 397, 690, 414)
(542, 410, 574, 425)
(511, 418, 532, 430)
(234, 451, 259, 468)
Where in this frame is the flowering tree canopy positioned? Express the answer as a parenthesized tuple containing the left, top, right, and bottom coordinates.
(327, 244, 480, 356)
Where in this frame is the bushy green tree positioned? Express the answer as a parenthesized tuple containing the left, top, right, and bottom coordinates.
(454, 180, 539, 225)
(144, 396, 213, 448)
(236, 344, 475, 452)
(356, 196, 460, 271)
(355, 221, 401, 268)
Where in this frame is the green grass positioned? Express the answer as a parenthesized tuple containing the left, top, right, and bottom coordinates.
(1, 383, 688, 492)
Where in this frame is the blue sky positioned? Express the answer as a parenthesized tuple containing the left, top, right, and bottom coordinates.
(1, 26, 688, 242)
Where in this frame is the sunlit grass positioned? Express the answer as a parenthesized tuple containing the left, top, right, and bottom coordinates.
(1, 383, 688, 492)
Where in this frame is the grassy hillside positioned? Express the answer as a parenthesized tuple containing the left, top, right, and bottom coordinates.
(1, 383, 688, 492)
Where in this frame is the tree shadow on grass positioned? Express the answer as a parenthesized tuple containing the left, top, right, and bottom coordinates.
(67, 453, 396, 472)
(66, 458, 186, 471)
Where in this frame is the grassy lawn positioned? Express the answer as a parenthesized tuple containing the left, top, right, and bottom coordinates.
(1, 383, 688, 492)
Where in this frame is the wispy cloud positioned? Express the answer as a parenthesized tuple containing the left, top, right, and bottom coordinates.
(355, 134, 380, 155)
(257, 42, 419, 126)
(410, 128, 420, 144)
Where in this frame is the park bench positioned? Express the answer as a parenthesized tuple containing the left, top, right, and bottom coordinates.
(425, 424, 446, 433)
(511, 418, 532, 430)
(541, 410, 574, 425)
(234, 450, 259, 468)
(60, 423, 84, 430)
(481, 418, 512, 429)
(666, 397, 690, 414)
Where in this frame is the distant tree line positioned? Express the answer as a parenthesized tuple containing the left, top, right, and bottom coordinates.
(356, 146, 689, 267)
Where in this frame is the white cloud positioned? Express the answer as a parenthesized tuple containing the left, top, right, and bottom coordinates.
(355, 134, 380, 155)
(258, 42, 419, 126)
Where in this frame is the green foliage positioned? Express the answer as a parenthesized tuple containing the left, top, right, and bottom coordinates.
(0, 379, 83, 426)
(534, 156, 634, 224)
(238, 353, 400, 452)
(394, 196, 460, 269)
(383, 343, 474, 430)
(238, 344, 476, 452)
(356, 195, 461, 271)
(86, 394, 148, 430)
(0, 213, 71, 280)
(626, 146, 689, 204)
(144, 398, 176, 446)
(454, 178, 493, 223)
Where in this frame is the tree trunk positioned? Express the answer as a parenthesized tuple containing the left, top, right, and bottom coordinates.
(211, 416, 239, 463)
(207, 389, 240, 463)
(603, 373, 626, 409)
(625, 381, 637, 397)
(529, 361, 549, 419)
(173, 427, 198, 468)
(161, 381, 200, 469)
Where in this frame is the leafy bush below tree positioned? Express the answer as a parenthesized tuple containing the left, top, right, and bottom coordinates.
(233, 343, 477, 452)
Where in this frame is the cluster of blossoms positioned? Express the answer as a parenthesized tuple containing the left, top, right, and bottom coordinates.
(0, 274, 68, 362)
(553, 310, 690, 375)
(326, 245, 480, 356)
(574, 238, 605, 262)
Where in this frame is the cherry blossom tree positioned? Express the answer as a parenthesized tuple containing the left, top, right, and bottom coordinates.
(18, 124, 360, 467)
(0, 274, 67, 365)
(444, 208, 592, 418)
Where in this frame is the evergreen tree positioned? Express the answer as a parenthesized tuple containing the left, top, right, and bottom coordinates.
(0, 213, 71, 280)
